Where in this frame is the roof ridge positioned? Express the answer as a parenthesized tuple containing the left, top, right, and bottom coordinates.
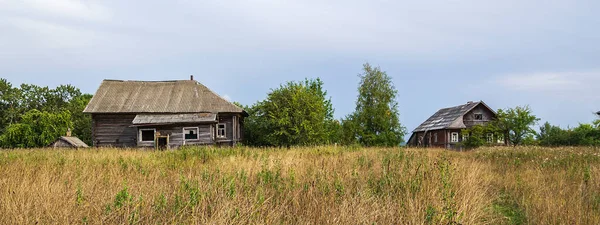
(438, 101, 480, 110)
(103, 79, 190, 83)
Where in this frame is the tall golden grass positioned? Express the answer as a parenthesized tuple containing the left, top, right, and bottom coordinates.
(0, 146, 599, 224)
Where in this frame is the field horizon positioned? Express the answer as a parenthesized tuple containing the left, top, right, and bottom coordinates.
(1, 146, 599, 224)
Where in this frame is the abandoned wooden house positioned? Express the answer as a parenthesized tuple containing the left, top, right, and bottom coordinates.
(406, 101, 504, 150)
(83, 76, 247, 149)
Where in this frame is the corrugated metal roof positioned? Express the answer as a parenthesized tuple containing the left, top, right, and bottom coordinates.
(413, 101, 481, 132)
(132, 113, 217, 125)
(59, 136, 89, 148)
(83, 80, 245, 114)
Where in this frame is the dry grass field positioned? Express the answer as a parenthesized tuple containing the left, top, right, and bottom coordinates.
(1, 146, 599, 224)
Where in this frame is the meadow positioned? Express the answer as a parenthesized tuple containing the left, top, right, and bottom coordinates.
(1, 146, 599, 224)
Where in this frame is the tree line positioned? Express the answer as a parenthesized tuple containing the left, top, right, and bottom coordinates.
(0, 78, 92, 148)
(461, 106, 600, 148)
(240, 63, 406, 147)
(0, 63, 598, 148)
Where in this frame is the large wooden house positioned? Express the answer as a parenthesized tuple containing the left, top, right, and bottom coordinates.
(83, 77, 247, 149)
(407, 101, 502, 150)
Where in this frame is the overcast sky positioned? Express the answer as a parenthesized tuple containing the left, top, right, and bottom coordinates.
(1, 0, 599, 132)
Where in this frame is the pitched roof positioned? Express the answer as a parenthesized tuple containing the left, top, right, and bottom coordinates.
(83, 80, 245, 114)
(58, 136, 89, 148)
(132, 113, 217, 126)
(413, 101, 492, 132)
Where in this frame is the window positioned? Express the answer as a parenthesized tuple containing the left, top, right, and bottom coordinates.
(183, 127, 199, 140)
(139, 129, 155, 142)
(474, 113, 483, 120)
(433, 133, 438, 143)
(463, 133, 469, 141)
(217, 123, 226, 138)
(497, 135, 505, 144)
(487, 133, 494, 143)
(451, 132, 459, 143)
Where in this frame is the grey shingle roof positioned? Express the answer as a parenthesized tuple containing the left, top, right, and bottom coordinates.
(83, 80, 245, 114)
(59, 136, 89, 148)
(413, 101, 481, 132)
(132, 113, 217, 125)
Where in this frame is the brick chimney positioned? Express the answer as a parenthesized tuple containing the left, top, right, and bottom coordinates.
(66, 128, 72, 137)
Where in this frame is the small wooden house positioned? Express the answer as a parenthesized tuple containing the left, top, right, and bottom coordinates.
(83, 77, 247, 149)
(50, 136, 89, 149)
(407, 101, 503, 150)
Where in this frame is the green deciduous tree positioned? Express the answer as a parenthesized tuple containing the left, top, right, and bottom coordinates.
(67, 94, 93, 145)
(571, 124, 600, 146)
(0, 80, 93, 147)
(494, 106, 540, 146)
(0, 110, 73, 148)
(343, 63, 406, 146)
(243, 78, 336, 147)
(537, 121, 600, 147)
(460, 125, 503, 149)
(537, 122, 572, 146)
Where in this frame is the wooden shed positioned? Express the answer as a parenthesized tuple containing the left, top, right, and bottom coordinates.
(50, 136, 89, 149)
(83, 76, 248, 149)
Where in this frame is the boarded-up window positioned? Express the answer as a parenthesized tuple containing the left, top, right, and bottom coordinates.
(140, 129, 155, 142)
(217, 123, 226, 138)
(184, 127, 199, 140)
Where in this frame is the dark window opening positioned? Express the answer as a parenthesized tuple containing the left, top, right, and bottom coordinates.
(141, 129, 155, 142)
(184, 128, 198, 140)
(474, 113, 483, 120)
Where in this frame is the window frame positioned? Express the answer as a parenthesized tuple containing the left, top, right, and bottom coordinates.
(217, 123, 226, 138)
(474, 113, 483, 120)
(433, 133, 438, 143)
(183, 127, 200, 141)
(463, 133, 469, 141)
(451, 132, 459, 143)
(139, 128, 156, 143)
(497, 134, 505, 144)
(487, 133, 494, 143)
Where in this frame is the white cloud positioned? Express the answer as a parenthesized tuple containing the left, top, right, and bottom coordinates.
(0, 0, 112, 21)
(4, 17, 102, 49)
(495, 73, 584, 91)
(491, 72, 600, 101)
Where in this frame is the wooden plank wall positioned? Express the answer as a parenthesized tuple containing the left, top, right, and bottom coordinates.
(217, 115, 234, 144)
(92, 113, 244, 148)
(92, 114, 137, 147)
(51, 139, 73, 148)
(463, 104, 495, 127)
(136, 125, 213, 148)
